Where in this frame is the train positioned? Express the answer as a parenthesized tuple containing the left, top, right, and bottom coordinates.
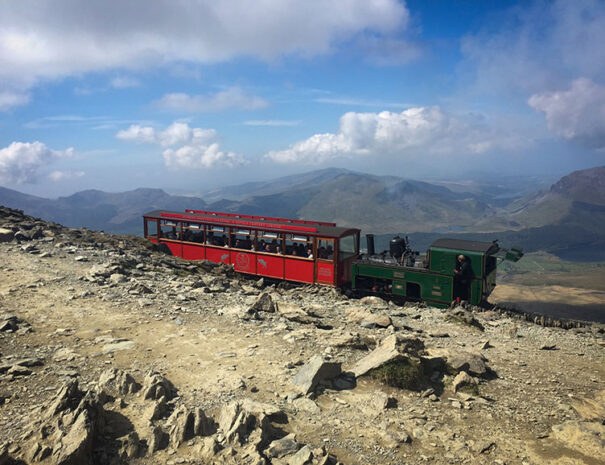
(143, 209, 523, 307)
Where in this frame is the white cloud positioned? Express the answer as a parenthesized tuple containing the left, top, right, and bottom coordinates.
(154, 87, 268, 112)
(243, 120, 300, 127)
(528, 78, 605, 149)
(116, 125, 157, 144)
(0, 141, 75, 184)
(117, 122, 216, 147)
(0, 0, 408, 103)
(48, 170, 85, 181)
(110, 76, 140, 89)
(25, 115, 155, 130)
(314, 97, 412, 108)
(116, 122, 244, 169)
(265, 107, 525, 164)
(0, 91, 30, 111)
(460, 0, 605, 95)
(163, 144, 244, 169)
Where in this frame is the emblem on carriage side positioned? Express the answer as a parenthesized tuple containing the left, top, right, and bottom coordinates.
(236, 252, 250, 269)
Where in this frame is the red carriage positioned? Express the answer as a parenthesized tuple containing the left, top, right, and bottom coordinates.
(143, 209, 360, 286)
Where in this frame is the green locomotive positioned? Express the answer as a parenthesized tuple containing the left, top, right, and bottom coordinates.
(352, 235, 523, 307)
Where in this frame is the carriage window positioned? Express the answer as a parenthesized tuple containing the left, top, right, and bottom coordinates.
(206, 226, 228, 247)
(317, 239, 334, 261)
(160, 220, 181, 240)
(258, 231, 283, 254)
(145, 219, 159, 239)
(182, 222, 204, 243)
(285, 234, 313, 258)
(338, 234, 357, 261)
(232, 228, 254, 250)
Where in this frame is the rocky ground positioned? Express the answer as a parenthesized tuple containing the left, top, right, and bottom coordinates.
(0, 206, 604, 465)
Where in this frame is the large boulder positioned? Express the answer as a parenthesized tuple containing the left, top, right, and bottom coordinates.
(265, 434, 301, 459)
(277, 302, 315, 324)
(218, 400, 284, 449)
(46, 380, 84, 418)
(344, 306, 392, 328)
(142, 371, 176, 400)
(426, 348, 489, 377)
(218, 402, 257, 445)
(452, 371, 478, 393)
(54, 409, 95, 465)
(97, 368, 141, 396)
(0, 228, 14, 243)
(291, 355, 342, 394)
(165, 405, 215, 447)
(350, 334, 424, 378)
(250, 293, 275, 313)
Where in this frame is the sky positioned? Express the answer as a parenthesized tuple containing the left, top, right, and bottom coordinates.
(1, 0, 604, 197)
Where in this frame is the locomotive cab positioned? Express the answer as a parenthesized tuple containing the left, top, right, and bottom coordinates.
(352, 237, 523, 307)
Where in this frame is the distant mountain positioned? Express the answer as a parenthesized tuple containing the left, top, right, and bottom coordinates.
(552, 165, 605, 205)
(505, 165, 605, 229)
(0, 168, 539, 236)
(201, 167, 359, 202)
(213, 171, 514, 233)
(2, 166, 605, 260)
(0, 187, 206, 235)
(374, 165, 605, 261)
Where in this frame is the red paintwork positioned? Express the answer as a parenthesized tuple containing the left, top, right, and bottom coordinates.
(337, 257, 357, 285)
(316, 261, 335, 285)
(161, 212, 317, 233)
(144, 209, 360, 287)
(185, 209, 336, 227)
(161, 240, 182, 258)
(206, 247, 230, 264)
(183, 243, 205, 261)
(231, 250, 255, 273)
(285, 258, 314, 284)
(256, 254, 284, 279)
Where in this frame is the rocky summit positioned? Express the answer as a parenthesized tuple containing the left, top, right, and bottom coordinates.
(0, 205, 604, 465)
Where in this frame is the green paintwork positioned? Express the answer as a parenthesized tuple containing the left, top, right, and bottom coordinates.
(429, 247, 483, 276)
(351, 240, 518, 307)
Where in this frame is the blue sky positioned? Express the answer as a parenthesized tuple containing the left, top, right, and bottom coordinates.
(1, 0, 604, 197)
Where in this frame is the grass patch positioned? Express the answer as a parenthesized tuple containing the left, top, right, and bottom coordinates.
(457, 383, 480, 396)
(368, 358, 426, 390)
(445, 314, 484, 331)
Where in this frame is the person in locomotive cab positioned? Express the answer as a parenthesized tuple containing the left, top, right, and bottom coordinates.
(453, 254, 473, 302)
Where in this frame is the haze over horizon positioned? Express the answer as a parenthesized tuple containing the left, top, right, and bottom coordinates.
(1, 0, 604, 198)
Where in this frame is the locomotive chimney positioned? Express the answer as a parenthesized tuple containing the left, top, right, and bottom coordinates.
(366, 234, 375, 256)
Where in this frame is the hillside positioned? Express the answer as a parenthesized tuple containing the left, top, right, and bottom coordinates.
(505, 165, 605, 228)
(0, 206, 604, 465)
(201, 167, 357, 202)
(2, 166, 605, 259)
(369, 166, 605, 261)
(211, 172, 515, 233)
(0, 187, 206, 235)
(1, 170, 516, 236)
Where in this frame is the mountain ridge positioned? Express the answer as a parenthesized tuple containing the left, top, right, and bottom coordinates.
(1, 165, 604, 258)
